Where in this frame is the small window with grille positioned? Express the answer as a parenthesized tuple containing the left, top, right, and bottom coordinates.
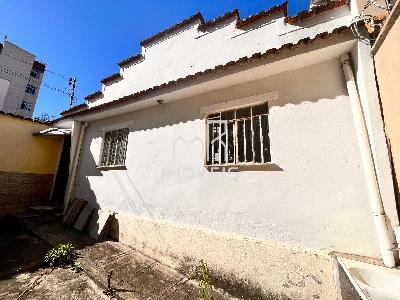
(205, 102, 271, 165)
(20, 100, 32, 111)
(25, 84, 36, 95)
(30, 69, 40, 78)
(100, 128, 129, 167)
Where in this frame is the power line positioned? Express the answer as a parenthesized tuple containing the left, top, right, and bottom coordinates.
(45, 69, 70, 80)
(1, 51, 71, 80)
(42, 83, 70, 96)
(0, 66, 40, 83)
(0, 65, 77, 99)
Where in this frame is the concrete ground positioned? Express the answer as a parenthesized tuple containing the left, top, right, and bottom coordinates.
(0, 213, 237, 300)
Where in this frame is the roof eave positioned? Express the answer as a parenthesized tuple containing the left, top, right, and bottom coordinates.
(65, 28, 356, 123)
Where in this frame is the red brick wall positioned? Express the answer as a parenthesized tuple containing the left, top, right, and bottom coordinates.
(0, 171, 54, 218)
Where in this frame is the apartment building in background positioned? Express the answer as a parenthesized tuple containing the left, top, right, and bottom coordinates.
(0, 40, 46, 118)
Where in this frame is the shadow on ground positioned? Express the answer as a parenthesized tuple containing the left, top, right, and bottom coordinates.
(0, 212, 235, 299)
(0, 215, 52, 280)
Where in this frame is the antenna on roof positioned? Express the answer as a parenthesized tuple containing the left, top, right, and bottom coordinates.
(350, 0, 393, 44)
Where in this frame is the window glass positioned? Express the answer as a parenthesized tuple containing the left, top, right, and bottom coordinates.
(205, 102, 270, 165)
(100, 128, 129, 166)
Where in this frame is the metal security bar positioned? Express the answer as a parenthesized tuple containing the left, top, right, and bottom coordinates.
(100, 128, 129, 166)
(206, 102, 271, 165)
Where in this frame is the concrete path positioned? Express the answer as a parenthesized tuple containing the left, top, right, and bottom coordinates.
(0, 214, 232, 300)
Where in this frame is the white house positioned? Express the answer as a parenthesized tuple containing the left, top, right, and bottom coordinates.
(56, 0, 400, 298)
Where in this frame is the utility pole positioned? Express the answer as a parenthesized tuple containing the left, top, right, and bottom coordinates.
(68, 77, 76, 108)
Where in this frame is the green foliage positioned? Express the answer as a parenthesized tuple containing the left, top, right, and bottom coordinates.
(44, 243, 77, 268)
(198, 260, 214, 300)
(70, 261, 83, 273)
(33, 113, 56, 123)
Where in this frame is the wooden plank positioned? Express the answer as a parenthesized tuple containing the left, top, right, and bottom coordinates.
(63, 199, 87, 226)
(87, 208, 115, 241)
(74, 205, 94, 231)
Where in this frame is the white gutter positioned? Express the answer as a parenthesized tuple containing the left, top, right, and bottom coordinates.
(341, 53, 395, 267)
(63, 121, 88, 213)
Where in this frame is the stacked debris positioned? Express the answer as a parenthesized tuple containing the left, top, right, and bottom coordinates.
(63, 199, 114, 242)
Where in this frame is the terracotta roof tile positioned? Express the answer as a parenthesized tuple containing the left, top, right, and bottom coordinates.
(118, 53, 144, 68)
(0, 110, 51, 125)
(198, 9, 239, 31)
(65, 26, 350, 119)
(140, 13, 204, 47)
(83, 0, 350, 105)
(285, 0, 349, 24)
(84, 90, 103, 101)
(237, 2, 288, 28)
(100, 72, 122, 85)
(60, 103, 88, 116)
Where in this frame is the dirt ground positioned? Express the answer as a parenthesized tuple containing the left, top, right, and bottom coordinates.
(0, 213, 235, 300)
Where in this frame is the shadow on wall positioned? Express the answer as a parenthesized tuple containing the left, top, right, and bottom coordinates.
(74, 57, 348, 199)
(123, 58, 348, 133)
(73, 58, 349, 250)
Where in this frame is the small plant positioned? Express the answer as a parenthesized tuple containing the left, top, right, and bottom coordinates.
(198, 260, 214, 300)
(44, 243, 79, 269)
(70, 261, 83, 273)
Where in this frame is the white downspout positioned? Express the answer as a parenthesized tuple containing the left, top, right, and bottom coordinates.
(63, 121, 88, 213)
(341, 53, 395, 267)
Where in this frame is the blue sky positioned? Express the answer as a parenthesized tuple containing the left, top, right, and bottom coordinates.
(0, 1, 309, 117)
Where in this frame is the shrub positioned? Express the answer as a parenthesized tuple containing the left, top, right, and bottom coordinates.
(44, 243, 77, 268)
(198, 260, 214, 300)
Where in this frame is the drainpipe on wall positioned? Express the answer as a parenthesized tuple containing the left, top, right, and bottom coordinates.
(341, 53, 395, 267)
(63, 121, 88, 213)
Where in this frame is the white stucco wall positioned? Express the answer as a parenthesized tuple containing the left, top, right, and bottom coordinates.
(88, 5, 351, 107)
(75, 58, 379, 259)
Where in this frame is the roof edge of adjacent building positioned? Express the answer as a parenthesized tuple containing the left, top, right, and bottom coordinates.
(0, 110, 52, 125)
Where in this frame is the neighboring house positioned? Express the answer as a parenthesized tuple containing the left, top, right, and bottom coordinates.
(0, 111, 64, 218)
(372, 0, 400, 217)
(56, 0, 400, 298)
(0, 40, 46, 118)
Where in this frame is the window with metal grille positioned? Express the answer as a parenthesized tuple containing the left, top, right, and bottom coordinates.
(25, 84, 36, 95)
(20, 100, 32, 111)
(205, 102, 271, 165)
(100, 128, 129, 167)
(30, 69, 39, 78)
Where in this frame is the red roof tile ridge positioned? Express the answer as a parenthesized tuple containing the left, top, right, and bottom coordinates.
(84, 90, 103, 101)
(60, 103, 88, 116)
(100, 72, 122, 85)
(140, 12, 204, 47)
(118, 53, 144, 68)
(0, 110, 52, 125)
(198, 9, 239, 31)
(237, 2, 288, 28)
(285, 0, 349, 24)
(84, 1, 348, 104)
